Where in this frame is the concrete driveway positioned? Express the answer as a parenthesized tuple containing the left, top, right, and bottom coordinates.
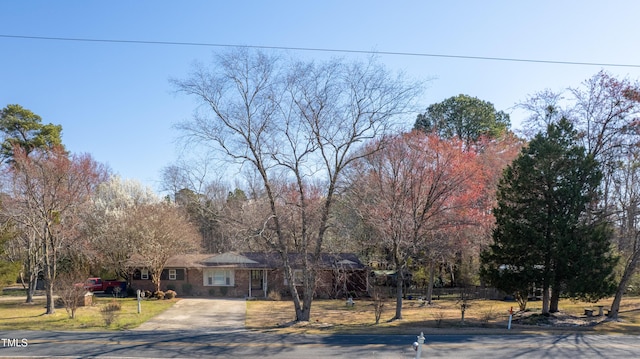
(134, 298, 246, 332)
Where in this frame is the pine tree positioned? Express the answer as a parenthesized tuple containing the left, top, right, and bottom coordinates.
(481, 118, 617, 314)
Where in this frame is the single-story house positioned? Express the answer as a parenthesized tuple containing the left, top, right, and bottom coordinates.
(129, 252, 368, 299)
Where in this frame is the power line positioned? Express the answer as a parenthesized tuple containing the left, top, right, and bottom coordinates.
(2, 33, 640, 69)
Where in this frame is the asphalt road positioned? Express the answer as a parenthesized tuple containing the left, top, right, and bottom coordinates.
(2, 330, 640, 358)
(2, 298, 640, 358)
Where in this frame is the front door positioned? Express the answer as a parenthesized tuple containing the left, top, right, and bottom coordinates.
(250, 270, 263, 290)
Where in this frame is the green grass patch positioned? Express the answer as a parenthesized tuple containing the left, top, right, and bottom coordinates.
(0, 296, 177, 331)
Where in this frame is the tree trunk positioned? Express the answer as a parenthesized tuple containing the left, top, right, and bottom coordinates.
(44, 278, 55, 314)
(394, 273, 403, 320)
(449, 263, 455, 286)
(291, 284, 305, 322)
(26, 276, 36, 304)
(610, 249, 640, 319)
(152, 273, 161, 293)
(291, 284, 312, 322)
(284, 257, 315, 323)
(541, 250, 552, 315)
(43, 249, 55, 315)
(291, 285, 313, 322)
(22, 269, 37, 304)
(541, 284, 550, 315)
(43, 231, 55, 315)
(426, 262, 435, 305)
(295, 306, 311, 322)
(549, 287, 560, 313)
(610, 283, 626, 320)
(298, 265, 316, 322)
(24, 234, 39, 304)
(300, 290, 313, 322)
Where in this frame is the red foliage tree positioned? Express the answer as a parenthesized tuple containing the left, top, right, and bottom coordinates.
(349, 131, 487, 319)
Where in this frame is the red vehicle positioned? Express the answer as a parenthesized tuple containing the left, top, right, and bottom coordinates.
(83, 278, 127, 294)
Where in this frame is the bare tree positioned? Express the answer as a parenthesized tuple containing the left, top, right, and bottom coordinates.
(161, 156, 223, 201)
(85, 175, 160, 281)
(55, 255, 90, 319)
(173, 49, 421, 321)
(164, 167, 257, 256)
(517, 89, 567, 138)
(128, 203, 201, 292)
(3, 147, 107, 314)
(519, 71, 640, 189)
(161, 156, 257, 253)
(4, 225, 41, 303)
(609, 147, 640, 319)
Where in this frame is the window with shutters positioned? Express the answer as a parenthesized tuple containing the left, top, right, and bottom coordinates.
(203, 269, 234, 286)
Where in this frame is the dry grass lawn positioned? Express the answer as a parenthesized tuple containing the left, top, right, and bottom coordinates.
(4, 292, 640, 334)
(246, 296, 640, 335)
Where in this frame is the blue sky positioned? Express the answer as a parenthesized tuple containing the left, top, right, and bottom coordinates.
(1, 1, 639, 192)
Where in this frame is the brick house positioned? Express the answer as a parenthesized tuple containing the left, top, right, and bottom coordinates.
(130, 252, 368, 299)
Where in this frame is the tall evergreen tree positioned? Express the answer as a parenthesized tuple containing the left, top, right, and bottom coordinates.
(0, 104, 63, 162)
(414, 94, 510, 147)
(480, 118, 617, 314)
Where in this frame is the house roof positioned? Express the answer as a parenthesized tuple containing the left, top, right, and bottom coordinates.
(159, 252, 366, 270)
(164, 254, 211, 268)
(203, 253, 259, 265)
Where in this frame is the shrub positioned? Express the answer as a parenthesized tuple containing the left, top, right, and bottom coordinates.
(104, 300, 122, 311)
(126, 286, 136, 297)
(165, 290, 177, 299)
(155, 291, 165, 300)
(55, 271, 89, 319)
(432, 310, 446, 328)
(220, 286, 228, 296)
(459, 300, 469, 325)
(370, 286, 387, 324)
(54, 297, 65, 308)
(100, 300, 122, 326)
(372, 292, 385, 324)
(112, 286, 123, 298)
(480, 306, 496, 326)
(268, 290, 282, 301)
(208, 288, 217, 296)
(144, 290, 152, 299)
(182, 283, 193, 296)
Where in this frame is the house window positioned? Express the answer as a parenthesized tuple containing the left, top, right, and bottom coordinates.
(161, 268, 184, 281)
(141, 269, 149, 280)
(284, 269, 304, 286)
(204, 269, 234, 286)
